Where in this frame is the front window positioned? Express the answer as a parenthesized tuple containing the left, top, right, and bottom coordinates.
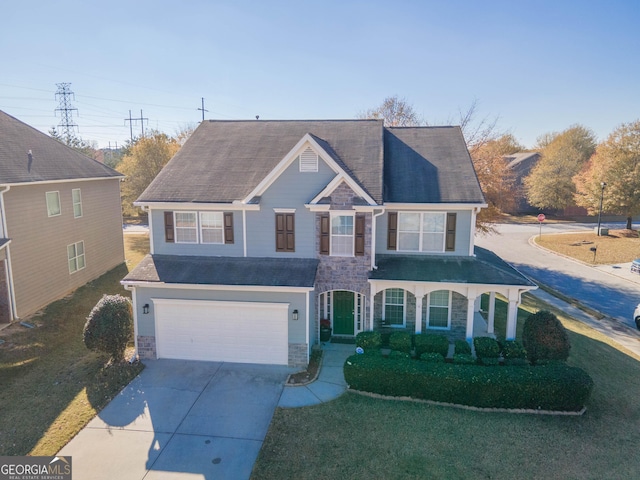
(200, 212, 224, 244)
(398, 212, 445, 252)
(384, 288, 405, 326)
(175, 212, 198, 243)
(72, 188, 82, 218)
(331, 215, 354, 256)
(46, 191, 61, 217)
(427, 290, 451, 329)
(67, 241, 85, 273)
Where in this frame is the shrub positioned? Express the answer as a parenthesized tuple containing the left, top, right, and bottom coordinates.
(523, 311, 571, 364)
(454, 339, 472, 355)
(501, 340, 527, 360)
(473, 337, 500, 359)
(452, 353, 476, 365)
(480, 357, 501, 366)
(420, 352, 445, 363)
(389, 350, 411, 360)
(389, 331, 412, 354)
(83, 294, 133, 363)
(414, 334, 449, 357)
(355, 331, 382, 351)
(344, 354, 593, 411)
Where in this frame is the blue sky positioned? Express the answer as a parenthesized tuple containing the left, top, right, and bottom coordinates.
(1, 0, 639, 149)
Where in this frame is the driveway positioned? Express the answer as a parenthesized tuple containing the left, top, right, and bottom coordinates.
(58, 360, 293, 480)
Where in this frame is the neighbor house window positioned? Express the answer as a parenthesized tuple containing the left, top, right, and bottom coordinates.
(398, 212, 445, 252)
(384, 288, 405, 326)
(67, 241, 85, 273)
(331, 214, 354, 256)
(200, 212, 224, 244)
(72, 188, 83, 218)
(175, 212, 198, 243)
(46, 191, 61, 217)
(427, 290, 451, 329)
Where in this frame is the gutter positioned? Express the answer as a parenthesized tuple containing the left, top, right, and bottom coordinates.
(123, 284, 139, 361)
(0, 185, 18, 321)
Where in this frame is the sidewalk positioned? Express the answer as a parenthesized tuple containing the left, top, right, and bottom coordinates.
(278, 343, 354, 408)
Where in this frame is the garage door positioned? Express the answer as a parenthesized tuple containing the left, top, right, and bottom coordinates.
(153, 299, 289, 365)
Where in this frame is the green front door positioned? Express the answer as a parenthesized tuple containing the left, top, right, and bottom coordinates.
(333, 291, 354, 335)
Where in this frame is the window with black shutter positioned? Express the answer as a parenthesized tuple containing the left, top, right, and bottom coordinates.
(164, 211, 174, 243)
(275, 213, 295, 252)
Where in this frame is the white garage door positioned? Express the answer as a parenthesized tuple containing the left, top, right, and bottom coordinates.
(153, 299, 289, 365)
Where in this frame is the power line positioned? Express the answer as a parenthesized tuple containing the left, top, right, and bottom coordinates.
(54, 83, 78, 142)
(124, 109, 148, 141)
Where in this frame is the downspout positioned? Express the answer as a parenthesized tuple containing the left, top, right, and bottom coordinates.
(370, 208, 385, 270)
(0, 185, 18, 321)
(470, 207, 482, 256)
(242, 209, 247, 257)
(123, 284, 139, 361)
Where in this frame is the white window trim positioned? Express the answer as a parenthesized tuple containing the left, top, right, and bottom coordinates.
(426, 290, 452, 330)
(67, 240, 86, 274)
(174, 211, 198, 244)
(199, 211, 224, 245)
(397, 212, 446, 253)
(330, 212, 355, 257)
(382, 288, 406, 328)
(46, 191, 61, 217)
(174, 211, 229, 245)
(72, 188, 83, 218)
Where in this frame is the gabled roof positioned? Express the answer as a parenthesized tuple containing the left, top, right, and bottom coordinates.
(138, 120, 385, 204)
(123, 254, 319, 288)
(383, 127, 485, 204)
(504, 152, 540, 169)
(0, 111, 123, 184)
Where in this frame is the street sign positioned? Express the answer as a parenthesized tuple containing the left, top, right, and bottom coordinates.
(537, 213, 546, 222)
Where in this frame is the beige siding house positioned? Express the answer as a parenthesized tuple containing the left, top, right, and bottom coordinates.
(0, 111, 124, 322)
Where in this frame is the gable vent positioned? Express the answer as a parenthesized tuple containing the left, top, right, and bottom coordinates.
(299, 147, 318, 172)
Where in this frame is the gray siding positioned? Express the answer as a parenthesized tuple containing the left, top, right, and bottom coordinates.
(5, 179, 124, 318)
(133, 286, 310, 344)
(375, 209, 473, 257)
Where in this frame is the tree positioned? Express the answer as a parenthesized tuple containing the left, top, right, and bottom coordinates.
(117, 131, 181, 217)
(358, 95, 421, 126)
(574, 120, 640, 229)
(524, 125, 596, 210)
(49, 127, 99, 159)
(83, 294, 133, 363)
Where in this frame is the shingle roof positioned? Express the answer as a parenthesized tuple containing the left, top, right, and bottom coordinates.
(137, 119, 385, 204)
(383, 126, 485, 203)
(370, 247, 536, 287)
(122, 254, 319, 288)
(0, 111, 123, 184)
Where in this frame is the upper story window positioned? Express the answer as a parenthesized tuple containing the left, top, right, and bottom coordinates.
(164, 211, 234, 245)
(72, 188, 83, 218)
(275, 212, 295, 252)
(388, 212, 456, 253)
(331, 214, 354, 256)
(320, 213, 365, 257)
(67, 241, 85, 273)
(299, 147, 318, 172)
(46, 191, 61, 217)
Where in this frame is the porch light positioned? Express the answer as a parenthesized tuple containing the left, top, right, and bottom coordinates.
(292, 309, 299, 321)
(143, 304, 150, 314)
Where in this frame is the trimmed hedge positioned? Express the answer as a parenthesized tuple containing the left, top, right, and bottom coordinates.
(523, 311, 571, 364)
(389, 331, 412, 354)
(420, 352, 445, 363)
(344, 354, 593, 411)
(356, 331, 382, 351)
(453, 353, 476, 365)
(454, 339, 472, 355)
(473, 337, 500, 358)
(501, 340, 527, 360)
(414, 334, 449, 357)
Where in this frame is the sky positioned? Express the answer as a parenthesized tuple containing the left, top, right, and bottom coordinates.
(1, 0, 639, 149)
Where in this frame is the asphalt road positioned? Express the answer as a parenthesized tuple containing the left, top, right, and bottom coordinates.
(475, 222, 640, 328)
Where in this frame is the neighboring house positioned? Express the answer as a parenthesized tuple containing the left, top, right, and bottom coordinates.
(504, 151, 541, 213)
(123, 120, 536, 367)
(0, 111, 125, 323)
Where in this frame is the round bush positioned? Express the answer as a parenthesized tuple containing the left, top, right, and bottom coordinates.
(501, 340, 527, 360)
(523, 311, 570, 364)
(355, 331, 382, 351)
(83, 294, 133, 362)
(473, 337, 500, 359)
(420, 352, 445, 363)
(414, 334, 449, 357)
(454, 339, 472, 355)
(389, 331, 412, 354)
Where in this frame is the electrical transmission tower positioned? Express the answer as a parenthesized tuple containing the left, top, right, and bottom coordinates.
(54, 83, 78, 142)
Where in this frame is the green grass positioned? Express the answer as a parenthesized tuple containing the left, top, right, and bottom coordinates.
(0, 234, 149, 456)
(252, 294, 640, 479)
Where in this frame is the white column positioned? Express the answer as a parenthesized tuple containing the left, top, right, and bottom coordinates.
(506, 300, 518, 340)
(415, 294, 423, 334)
(487, 291, 496, 334)
(465, 289, 477, 342)
(474, 296, 481, 311)
(369, 284, 375, 331)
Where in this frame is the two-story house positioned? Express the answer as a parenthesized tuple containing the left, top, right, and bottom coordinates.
(0, 110, 125, 323)
(122, 120, 535, 367)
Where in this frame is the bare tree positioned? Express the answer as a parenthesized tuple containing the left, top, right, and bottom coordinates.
(358, 95, 422, 126)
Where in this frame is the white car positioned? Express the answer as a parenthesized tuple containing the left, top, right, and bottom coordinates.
(635, 303, 640, 330)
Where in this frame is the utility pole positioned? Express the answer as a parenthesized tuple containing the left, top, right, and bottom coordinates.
(124, 110, 149, 142)
(54, 83, 78, 143)
(197, 97, 208, 122)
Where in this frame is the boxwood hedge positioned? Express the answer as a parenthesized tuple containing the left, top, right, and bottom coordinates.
(344, 354, 593, 412)
(414, 334, 449, 357)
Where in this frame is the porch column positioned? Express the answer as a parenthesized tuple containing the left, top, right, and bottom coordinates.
(505, 290, 520, 340)
(415, 294, 423, 334)
(465, 288, 477, 342)
(487, 291, 496, 335)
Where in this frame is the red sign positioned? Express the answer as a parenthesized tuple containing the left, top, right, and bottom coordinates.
(537, 213, 546, 222)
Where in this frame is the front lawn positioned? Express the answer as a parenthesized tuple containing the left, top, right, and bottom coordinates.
(0, 234, 149, 456)
(534, 229, 640, 264)
(252, 294, 640, 479)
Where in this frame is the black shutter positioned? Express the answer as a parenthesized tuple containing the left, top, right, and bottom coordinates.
(446, 212, 457, 251)
(224, 212, 234, 244)
(387, 212, 397, 250)
(319, 213, 330, 255)
(276, 213, 295, 252)
(355, 213, 365, 256)
(164, 211, 174, 243)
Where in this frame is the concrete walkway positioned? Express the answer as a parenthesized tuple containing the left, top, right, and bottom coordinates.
(278, 342, 354, 408)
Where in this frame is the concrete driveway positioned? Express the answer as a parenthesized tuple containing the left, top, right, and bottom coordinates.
(58, 360, 293, 480)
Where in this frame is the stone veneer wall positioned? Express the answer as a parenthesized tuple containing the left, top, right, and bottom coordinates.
(137, 335, 157, 359)
(288, 343, 308, 368)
